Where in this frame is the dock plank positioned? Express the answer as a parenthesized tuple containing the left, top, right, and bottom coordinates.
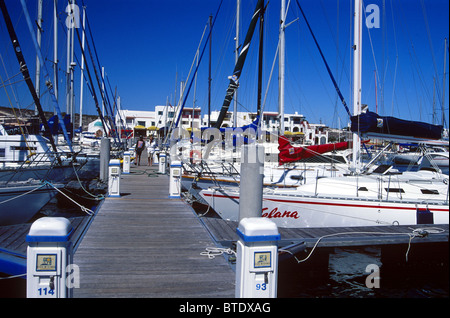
(0, 216, 90, 256)
(73, 165, 235, 298)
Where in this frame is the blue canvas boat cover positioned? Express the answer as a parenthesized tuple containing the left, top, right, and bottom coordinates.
(351, 111, 443, 140)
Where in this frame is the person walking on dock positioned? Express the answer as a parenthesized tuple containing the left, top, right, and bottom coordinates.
(135, 136, 145, 165)
(146, 136, 157, 166)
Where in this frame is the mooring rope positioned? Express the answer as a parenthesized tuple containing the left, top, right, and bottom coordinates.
(43, 181, 94, 216)
(280, 227, 446, 264)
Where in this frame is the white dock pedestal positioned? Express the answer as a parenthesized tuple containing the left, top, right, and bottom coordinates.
(27, 217, 75, 298)
(108, 159, 121, 197)
(235, 218, 280, 298)
(169, 160, 182, 198)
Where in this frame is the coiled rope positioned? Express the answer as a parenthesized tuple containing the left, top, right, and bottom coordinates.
(200, 247, 236, 259)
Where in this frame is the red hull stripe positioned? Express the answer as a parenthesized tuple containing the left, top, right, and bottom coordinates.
(202, 192, 449, 213)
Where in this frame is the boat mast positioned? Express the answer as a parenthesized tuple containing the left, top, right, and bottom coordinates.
(352, 0, 362, 173)
(79, 5, 86, 130)
(70, 3, 76, 127)
(65, 0, 77, 138)
(256, 3, 265, 119)
(192, 47, 199, 131)
(66, 0, 71, 114)
(102, 66, 105, 117)
(233, 0, 240, 127)
(0, 0, 62, 163)
(35, 0, 43, 116)
(442, 38, 447, 128)
(208, 14, 212, 127)
(18, 0, 73, 152)
(279, 0, 286, 134)
(53, 0, 58, 111)
(433, 77, 436, 124)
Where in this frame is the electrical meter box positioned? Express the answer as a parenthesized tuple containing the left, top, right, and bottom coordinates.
(108, 159, 121, 197)
(235, 218, 280, 298)
(123, 151, 131, 174)
(159, 153, 167, 174)
(26, 217, 74, 298)
(169, 160, 182, 198)
(153, 150, 159, 164)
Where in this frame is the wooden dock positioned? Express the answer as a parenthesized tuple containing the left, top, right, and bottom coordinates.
(0, 216, 91, 278)
(73, 164, 235, 298)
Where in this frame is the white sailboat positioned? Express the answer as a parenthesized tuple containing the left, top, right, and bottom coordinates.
(0, 179, 63, 225)
(0, 124, 85, 183)
(181, 0, 357, 191)
(181, 136, 354, 190)
(199, 0, 449, 228)
(0, 1, 85, 225)
(200, 168, 449, 228)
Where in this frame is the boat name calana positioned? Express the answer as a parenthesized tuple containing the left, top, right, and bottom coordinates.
(262, 207, 299, 219)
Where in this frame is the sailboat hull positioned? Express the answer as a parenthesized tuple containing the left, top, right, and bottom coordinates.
(0, 182, 61, 225)
(200, 172, 449, 228)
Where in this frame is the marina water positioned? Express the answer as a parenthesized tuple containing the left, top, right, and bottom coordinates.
(277, 245, 448, 298)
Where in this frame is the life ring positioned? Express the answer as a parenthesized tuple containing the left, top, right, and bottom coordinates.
(189, 150, 202, 163)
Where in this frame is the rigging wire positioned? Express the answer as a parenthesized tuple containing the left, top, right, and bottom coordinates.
(295, 0, 351, 118)
(420, 0, 441, 102)
(0, 70, 34, 157)
(83, 10, 120, 142)
(172, 0, 225, 131)
(79, 13, 121, 146)
(17, 0, 73, 153)
(388, 0, 399, 116)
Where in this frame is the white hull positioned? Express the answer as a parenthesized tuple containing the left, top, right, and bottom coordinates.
(0, 163, 78, 183)
(0, 134, 53, 166)
(200, 171, 449, 228)
(182, 161, 349, 190)
(0, 182, 62, 225)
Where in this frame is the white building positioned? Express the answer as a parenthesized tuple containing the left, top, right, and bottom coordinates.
(204, 110, 328, 145)
(154, 105, 201, 130)
(115, 107, 328, 144)
(118, 109, 156, 129)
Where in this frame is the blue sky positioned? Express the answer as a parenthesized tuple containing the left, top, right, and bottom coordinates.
(1, 0, 448, 129)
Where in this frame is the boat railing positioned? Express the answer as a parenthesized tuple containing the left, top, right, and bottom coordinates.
(181, 158, 237, 189)
(4, 147, 79, 184)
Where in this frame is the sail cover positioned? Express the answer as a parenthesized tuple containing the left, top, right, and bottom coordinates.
(214, 0, 264, 129)
(278, 136, 350, 165)
(195, 116, 260, 144)
(219, 116, 260, 133)
(351, 111, 443, 140)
